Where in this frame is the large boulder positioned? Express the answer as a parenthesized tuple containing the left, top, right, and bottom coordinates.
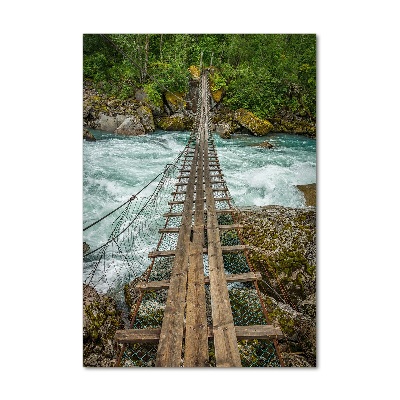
(215, 121, 238, 139)
(83, 284, 123, 367)
(97, 113, 119, 132)
(234, 108, 273, 136)
(185, 79, 200, 113)
(155, 114, 193, 131)
(115, 115, 145, 136)
(136, 105, 155, 132)
(165, 92, 186, 114)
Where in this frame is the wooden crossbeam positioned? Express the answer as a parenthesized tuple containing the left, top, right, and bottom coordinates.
(168, 196, 231, 205)
(163, 209, 235, 218)
(115, 325, 283, 344)
(136, 272, 262, 292)
(159, 224, 243, 234)
(175, 180, 225, 186)
(177, 173, 224, 179)
(171, 188, 228, 196)
(148, 245, 249, 258)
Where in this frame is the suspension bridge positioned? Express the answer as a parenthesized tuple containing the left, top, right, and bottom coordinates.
(83, 70, 284, 367)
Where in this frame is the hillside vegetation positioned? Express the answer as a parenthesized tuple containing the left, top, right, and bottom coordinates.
(83, 34, 316, 124)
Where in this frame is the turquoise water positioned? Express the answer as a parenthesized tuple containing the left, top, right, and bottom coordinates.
(83, 130, 316, 222)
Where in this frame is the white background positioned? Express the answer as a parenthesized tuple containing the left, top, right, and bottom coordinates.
(1, 1, 399, 399)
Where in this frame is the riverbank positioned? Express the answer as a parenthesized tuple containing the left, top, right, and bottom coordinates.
(238, 205, 316, 367)
(83, 79, 316, 139)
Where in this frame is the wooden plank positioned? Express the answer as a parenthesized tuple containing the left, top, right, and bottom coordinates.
(136, 272, 262, 292)
(160, 223, 245, 234)
(177, 173, 224, 179)
(148, 245, 249, 258)
(233, 325, 283, 340)
(155, 144, 199, 367)
(202, 74, 242, 367)
(115, 328, 161, 344)
(168, 196, 230, 205)
(218, 224, 243, 230)
(176, 180, 225, 187)
(163, 209, 235, 217)
(184, 130, 208, 367)
(171, 188, 228, 195)
(136, 280, 170, 291)
(115, 324, 283, 344)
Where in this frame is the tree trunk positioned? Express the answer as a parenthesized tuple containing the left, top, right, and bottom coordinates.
(144, 34, 149, 81)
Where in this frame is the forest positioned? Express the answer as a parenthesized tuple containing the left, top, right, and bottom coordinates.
(83, 34, 316, 123)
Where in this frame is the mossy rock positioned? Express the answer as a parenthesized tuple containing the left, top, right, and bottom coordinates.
(211, 88, 224, 103)
(188, 65, 200, 79)
(165, 92, 186, 112)
(234, 108, 273, 136)
(136, 105, 155, 132)
(83, 284, 123, 367)
(156, 114, 193, 131)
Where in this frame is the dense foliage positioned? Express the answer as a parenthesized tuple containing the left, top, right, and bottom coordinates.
(83, 34, 316, 120)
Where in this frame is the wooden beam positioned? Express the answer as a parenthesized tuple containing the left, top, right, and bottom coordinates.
(171, 188, 228, 196)
(203, 82, 242, 367)
(115, 324, 283, 344)
(175, 180, 225, 187)
(168, 196, 230, 205)
(148, 245, 249, 258)
(136, 272, 262, 292)
(163, 209, 235, 218)
(184, 131, 208, 367)
(158, 224, 242, 234)
(155, 145, 198, 367)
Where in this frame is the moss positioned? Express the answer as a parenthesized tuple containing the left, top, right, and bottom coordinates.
(234, 108, 273, 136)
(156, 115, 193, 131)
(165, 92, 186, 110)
(83, 296, 122, 344)
(211, 88, 223, 103)
(188, 65, 200, 79)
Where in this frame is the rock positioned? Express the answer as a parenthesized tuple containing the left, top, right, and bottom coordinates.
(296, 183, 316, 207)
(83, 128, 96, 142)
(115, 115, 145, 136)
(165, 92, 186, 113)
(269, 110, 316, 137)
(134, 89, 148, 102)
(97, 113, 118, 132)
(83, 242, 91, 254)
(211, 88, 224, 103)
(234, 108, 273, 136)
(83, 284, 123, 367)
(116, 114, 127, 127)
(256, 140, 274, 149)
(238, 205, 316, 366)
(136, 105, 155, 132)
(156, 114, 193, 131)
(185, 79, 200, 113)
(188, 65, 201, 80)
(215, 121, 236, 139)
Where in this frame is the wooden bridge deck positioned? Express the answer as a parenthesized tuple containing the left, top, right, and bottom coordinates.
(115, 71, 282, 367)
